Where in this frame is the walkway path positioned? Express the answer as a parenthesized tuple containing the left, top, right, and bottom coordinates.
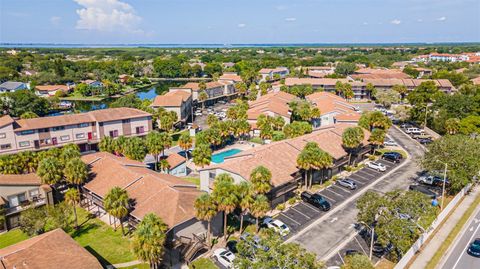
(110, 260, 141, 268)
(408, 185, 480, 269)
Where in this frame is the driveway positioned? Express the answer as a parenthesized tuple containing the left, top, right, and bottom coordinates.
(283, 126, 426, 265)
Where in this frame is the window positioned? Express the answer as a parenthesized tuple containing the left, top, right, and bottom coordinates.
(38, 128, 49, 133)
(78, 123, 90, 128)
(60, 135, 70, 141)
(20, 130, 34, 135)
(19, 141, 30, 147)
(0, 133, 5, 139)
(99, 122, 104, 127)
(109, 130, 119, 137)
(122, 119, 130, 123)
(29, 189, 39, 199)
(51, 126, 65, 131)
(0, 144, 11, 150)
(209, 172, 216, 179)
(8, 193, 26, 207)
(76, 133, 85, 139)
(136, 126, 145, 134)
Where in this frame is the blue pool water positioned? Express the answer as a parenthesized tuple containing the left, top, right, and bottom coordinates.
(211, 149, 242, 163)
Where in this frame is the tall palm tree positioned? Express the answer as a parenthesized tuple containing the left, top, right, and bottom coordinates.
(194, 193, 218, 244)
(104, 186, 129, 235)
(37, 157, 64, 185)
(314, 149, 334, 186)
(236, 182, 254, 233)
(369, 128, 386, 155)
(235, 120, 251, 140)
(178, 132, 193, 162)
(158, 159, 170, 173)
(113, 136, 127, 156)
(192, 143, 212, 169)
(64, 157, 88, 191)
(146, 131, 167, 171)
(342, 127, 364, 165)
(132, 213, 168, 269)
(297, 147, 314, 189)
(249, 166, 272, 195)
(60, 145, 81, 165)
(199, 91, 208, 109)
(64, 188, 80, 229)
(250, 194, 270, 233)
(99, 136, 115, 153)
(212, 174, 238, 240)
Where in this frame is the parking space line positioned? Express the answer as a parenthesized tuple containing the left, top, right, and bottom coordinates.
(338, 252, 345, 264)
(354, 236, 368, 256)
(333, 186, 352, 195)
(327, 188, 346, 198)
(279, 213, 301, 226)
(351, 173, 371, 181)
(291, 206, 313, 219)
(300, 202, 321, 213)
(321, 193, 337, 203)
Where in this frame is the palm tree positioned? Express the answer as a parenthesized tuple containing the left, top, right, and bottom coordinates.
(235, 120, 251, 140)
(60, 145, 81, 165)
(212, 174, 238, 240)
(99, 136, 115, 153)
(37, 157, 64, 185)
(64, 157, 88, 191)
(178, 132, 193, 162)
(250, 194, 270, 233)
(192, 144, 212, 169)
(104, 186, 129, 235)
(113, 136, 127, 156)
(65, 188, 80, 229)
(314, 149, 334, 186)
(272, 116, 285, 131)
(237, 182, 254, 233)
(342, 127, 365, 165)
(369, 128, 386, 155)
(297, 146, 315, 189)
(194, 193, 218, 245)
(199, 91, 208, 109)
(249, 166, 272, 195)
(123, 137, 148, 161)
(132, 213, 168, 269)
(445, 118, 460, 135)
(159, 159, 170, 173)
(146, 132, 167, 171)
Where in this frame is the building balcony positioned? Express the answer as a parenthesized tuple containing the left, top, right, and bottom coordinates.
(5, 197, 47, 215)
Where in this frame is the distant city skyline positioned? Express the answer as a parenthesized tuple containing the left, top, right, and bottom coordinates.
(0, 0, 479, 44)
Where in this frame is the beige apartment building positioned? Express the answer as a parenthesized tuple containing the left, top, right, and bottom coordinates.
(182, 80, 237, 105)
(150, 88, 193, 125)
(0, 107, 152, 154)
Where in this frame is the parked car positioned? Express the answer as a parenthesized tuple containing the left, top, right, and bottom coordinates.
(467, 238, 480, 257)
(345, 249, 362, 257)
(418, 138, 433, 145)
(418, 175, 448, 186)
(383, 140, 397, 147)
(263, 217, 290, 236)
(213, 248, 236, 268)
(301, 191, 331, 211)
(412, 133, 431, 140)
(409, 185, 437, 199)
(366, 161, 387, 172)
(195, 112, 203, 116)
(240, 233, 269, 251)
(382, 152, 403, 163)
(337, 178, 357, 190)
(400, 123, 413, 129)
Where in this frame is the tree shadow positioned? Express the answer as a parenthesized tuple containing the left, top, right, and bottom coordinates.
(84, 245, 112, 268)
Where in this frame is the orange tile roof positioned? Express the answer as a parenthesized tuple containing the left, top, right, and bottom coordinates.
(151, 91, 191, 107)
(35, 85, 69, 92)
(306, 92, 359, 117)
(166, 152, 186, 169)
(183, 81, 225, 91)
(219, 73, 242, 82)
(351, 68, 410, 79)
(82, 152, 201, 227)
(0, 173, 41, 186)
(472, 77, 480, 85)
(0, 229, 102, 269)
(285, 77, 356, 87)
(0, 115, 14, 128)
(247, 91, 297, 120)
(202, 124, 370, 187)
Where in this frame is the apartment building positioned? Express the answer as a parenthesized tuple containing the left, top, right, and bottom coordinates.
(182, 80, 237, 105)
(0, 107, 152, 155)
(0, 173, 54, 231)
(247, 91, 297, 131)
(259, 67, 289, 81)
(303, 66, 335, 78)
(0, 81, 29, 93)
(349, 68, 410, 79)
(306, 92, 360, 127)
(150, 88, 193, 125)
(362, 78, 454, 93)
(35, 85, 71, 97)
(285, 78, 369, 100)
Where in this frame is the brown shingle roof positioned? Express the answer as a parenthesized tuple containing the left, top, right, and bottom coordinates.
(306, 92, 359, 118)
(183, 81, 224, 91)
(166, 153, 186, 169)
(35, 85, 69, 92)
(219, 73, 242, 83)
(202, 124, 370, 187)
(0, 229, 102, 269)
(82, 152, 201, 227)
(0, 173, 41, 186)
(247, 91, 297, 120)
(0, 115, 14, 128)
(151, 91, 191, 107)
(351, 68, 410, 79)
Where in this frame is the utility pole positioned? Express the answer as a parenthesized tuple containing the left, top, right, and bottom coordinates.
(441, 162, 448, 210)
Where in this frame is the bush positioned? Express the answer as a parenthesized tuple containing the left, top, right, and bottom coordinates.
(344, 165, 353, 172)
(249, 137, 263, 144)
(368, 155, 376, 161)
(288, 197, 297, 205)
(189, 258, 218, 269)
(276, 203, 286, 211)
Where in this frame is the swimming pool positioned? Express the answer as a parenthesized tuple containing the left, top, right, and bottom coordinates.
(211, 149, 242, 163)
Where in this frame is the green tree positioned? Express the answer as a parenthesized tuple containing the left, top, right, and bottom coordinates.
(297, 144, 316, 189)
(132, 213, 168, 269)
(146, 131, 171, 170)
(3, 90, 50, 117)
(123, 137, 147, 161)
(104, 186, 130, 235)
(212, 174, 238, 239)
(369, 128, 386, 155)
(249, 166, 272, 195)
(20, 111, 39, 119)
(392, 84, 408, 100)
(199, 91, 208, 109)
(99, 136, 116, 153)
(358, 111, 392, 131)
(159, 159, 170, 173)
(335, 62, 357, 76)
(373, 89, 400, 108)
(178, 132, 193, 162)
(194, 193, 218, 244)
(444, 118, 460, 135)
(19, 206, 48, 236)
(237, 182, 255, 233)
(64, 157, 88, 191)
(192, 143, 212, 168)
(459, 115, 480, 135)
(37, 157, 64, 185)
(342, 127, 365, 165)
(250, 194, 270, 233)
(342, 254, 374, 269)
(64, 188, 80, 229)
(283, 121, 313, 138)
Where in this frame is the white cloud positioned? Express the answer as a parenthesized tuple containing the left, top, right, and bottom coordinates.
(50, 16, 61, 26)
(390, 19, 401, 25)
(417, 18, 423, 22)
(237, 23, 246, 28)
(285, 17, 297, 22)
(73, 0, 143, 33)
(437, 16, 447, 21)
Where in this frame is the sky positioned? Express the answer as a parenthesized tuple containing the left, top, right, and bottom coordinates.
(0, 0, 479, 44)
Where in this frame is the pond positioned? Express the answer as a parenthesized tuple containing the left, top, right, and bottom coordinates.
(70, 81, 184, 112)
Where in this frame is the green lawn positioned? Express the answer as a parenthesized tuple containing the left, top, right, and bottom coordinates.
(189, 258, 218, 269)
(120, 263, 150, 269)
(0, 229, 29, 248)
(171, 130, 190, 146)
(182, 177, 200, 187)
(70, 207, 136, 266)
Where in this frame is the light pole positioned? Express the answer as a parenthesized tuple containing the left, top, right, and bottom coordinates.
(435, 160, 448, 210)
(359, 218, 378, 261)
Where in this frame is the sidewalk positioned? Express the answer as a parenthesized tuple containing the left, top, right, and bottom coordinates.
(408, 185, 480, 269)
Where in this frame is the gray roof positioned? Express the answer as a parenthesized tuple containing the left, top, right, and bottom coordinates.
(0, 81, 26, 90)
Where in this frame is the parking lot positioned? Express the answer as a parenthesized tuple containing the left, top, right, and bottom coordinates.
(193, 102, 234, 130)
(277, 159, 400, 238)
(326, 232, 382, 267)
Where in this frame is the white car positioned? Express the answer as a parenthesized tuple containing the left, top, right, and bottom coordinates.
(366, 162, 387, 172)
(383, 140, 397, 147)
(213, 248, 235, 268)
(263, 217, 290, 236)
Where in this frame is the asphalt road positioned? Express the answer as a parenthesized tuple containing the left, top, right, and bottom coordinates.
(441, 208, 480, 269)
(288, 126, 426, 265)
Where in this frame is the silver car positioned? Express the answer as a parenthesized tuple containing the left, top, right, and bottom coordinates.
(337, 179, 357, 190)
(366, 161, 387, 172)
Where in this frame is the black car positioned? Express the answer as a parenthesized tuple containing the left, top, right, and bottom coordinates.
(468, 238, 480, 257)
(418, 138, 433, 145)
(382, 152, 403, 163)
(345, 249, 362, 256)
(409, 184, 437, 199)
(301, 191, 331, 211)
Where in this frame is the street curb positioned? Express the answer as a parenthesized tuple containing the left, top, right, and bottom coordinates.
(285, 127, 413, 259)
